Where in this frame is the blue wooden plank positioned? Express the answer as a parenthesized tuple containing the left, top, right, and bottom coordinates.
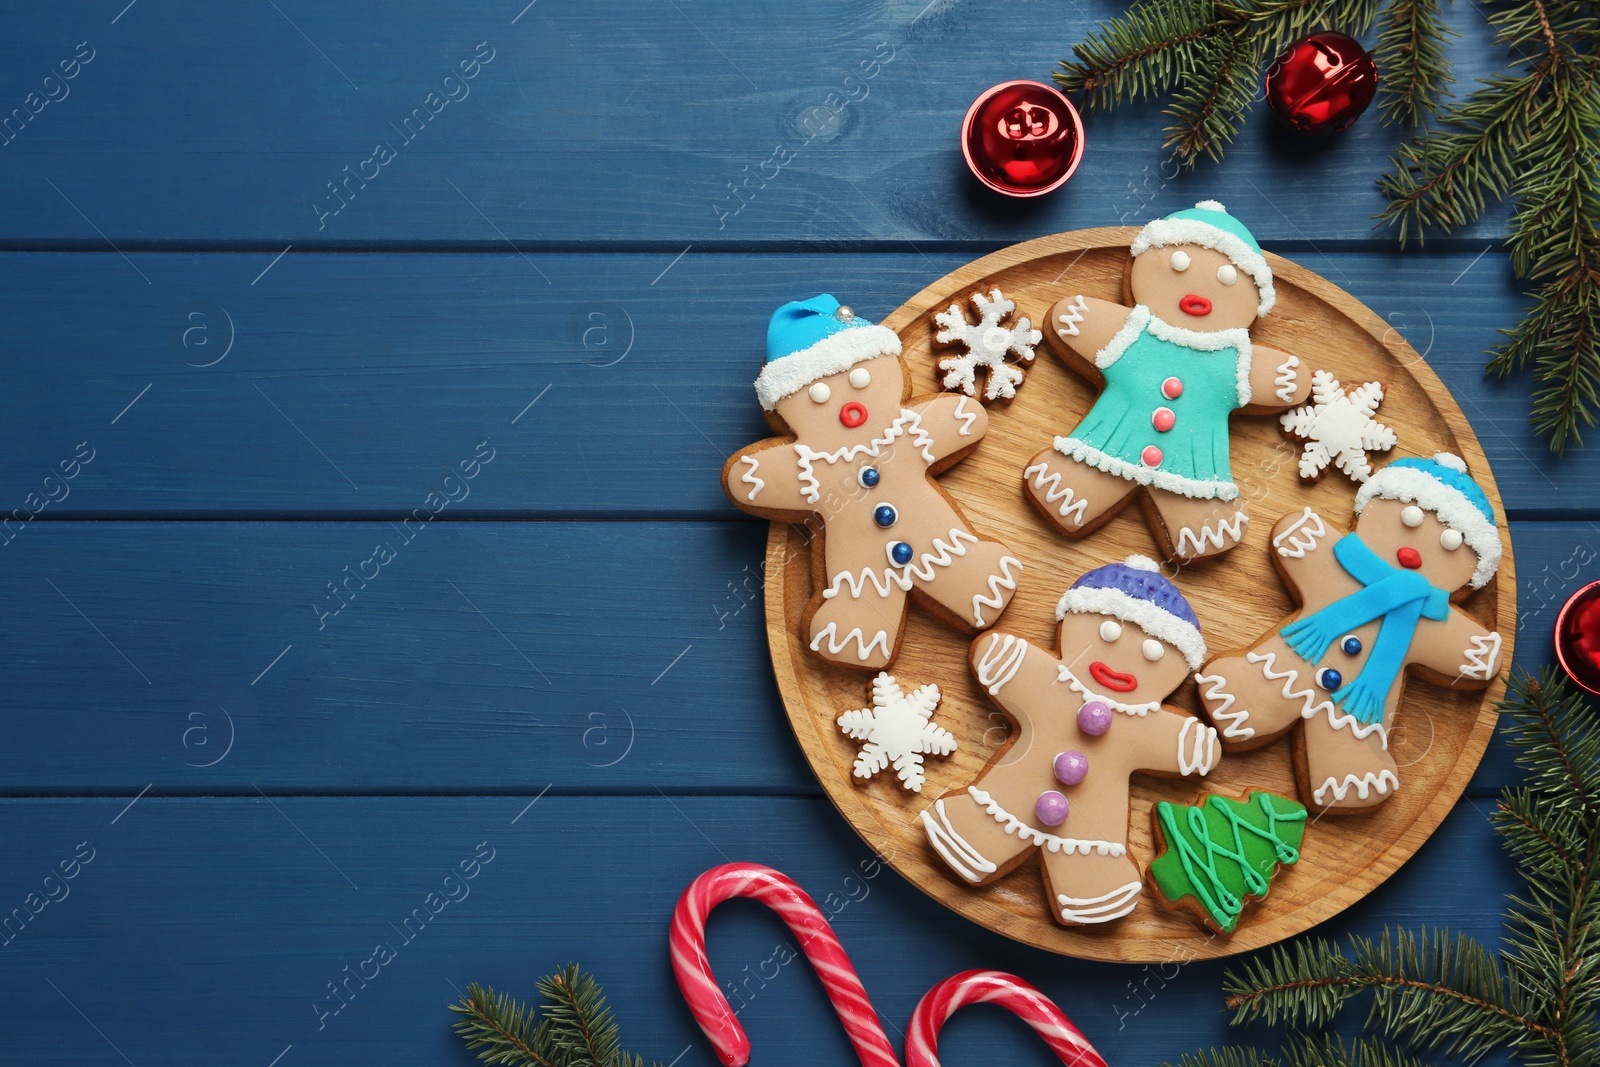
(0, 1, 1509, 247)
(0, 795, 1517, 1066)
(0, 518, 1584, 794)
(0, 250, 1583, 520)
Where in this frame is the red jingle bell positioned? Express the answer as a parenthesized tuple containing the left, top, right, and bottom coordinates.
(1556, 581, 1600, 697)
(961, 80, 1084, 197)
(1265, 31, 1378, 135)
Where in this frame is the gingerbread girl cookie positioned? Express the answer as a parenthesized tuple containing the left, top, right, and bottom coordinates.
(920, 556, 1219, 926)
(721, 295, 1021, 670)
(1026, 201, 1313, 563)
(1195, 453, 1505, 813)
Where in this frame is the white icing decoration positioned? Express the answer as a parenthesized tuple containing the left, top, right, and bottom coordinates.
(1177, 717, 1219, 776)
(920, 799, 997, 882)
(836, 672, 957, 793)
(1434, 451, 1467, 473)
(793, 409, 935, 505)
(1055, 294, 1088, 338)
(1354, 453, 1501, 589)
(1459, 632, 1502, 681)
(971, 556, 1022, 627)
(1195, 672, 1255, 740)
(1055, 664, 1161, 716)
(754, 322, 900, 410)
(737, 455, 764, 501)
(969, 786, 1126, 856)
(822, 527, 988, 601)
(952, 395, 977, 437)
(1055, 586, 1207, 671)
(1314, 770, 1399, 806)
(808, 381, 831, 404)
(1273, 354, 1300, 403)
(1124, 554, 1160, 572)
(1217, 263, 1238, 285)
(848, 367, 871, 388)
(974, 633, 1027, 695)
(1441, 527, 1464, 550)
(1024, 460, 1090, 525)
(1279, 372, 1398, 484)
(1057, 881, 1142, 924)
(933, 288, 1040, 401)
(810, 622, 892, 663)
(1195, 199, 1226, 212)
(1129, 203, 1276, 316)
(1247, 650, 1389, 749)
(1401, 505, 1426, 527)
(1273, 507, 1327, 559)
(1100, 619, 1123, 642)
(1170, 250, 1191, 272)
(1176, 509, 1250, 559)
(1142, 637, 1165, 662)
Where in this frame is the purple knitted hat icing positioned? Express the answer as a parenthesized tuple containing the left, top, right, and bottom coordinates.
(1055, 554, 1206, 669)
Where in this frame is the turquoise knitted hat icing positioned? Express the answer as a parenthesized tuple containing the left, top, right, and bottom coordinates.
(1354, 452, 1501, 589)
(1129, 200, 1276, 316)
(755, 294, 900, 410)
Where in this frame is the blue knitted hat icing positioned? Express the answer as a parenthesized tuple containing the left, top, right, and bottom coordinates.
(1354, 452, 1502, 589)
(754, 294, 900, 411)
(1056, 554, 1207, 669)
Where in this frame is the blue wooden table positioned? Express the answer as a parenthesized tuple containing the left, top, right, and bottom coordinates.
(0, 3, 1582, 1064)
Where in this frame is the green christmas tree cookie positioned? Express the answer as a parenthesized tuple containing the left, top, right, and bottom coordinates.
(1147, 790, 1307, 934)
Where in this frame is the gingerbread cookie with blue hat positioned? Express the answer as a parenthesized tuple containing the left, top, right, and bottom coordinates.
(721, 295, 1022, 671)
(921, 555, 1220, 927)
(1027, 201, 1314, 563)
(1194, 452, 1505, 814)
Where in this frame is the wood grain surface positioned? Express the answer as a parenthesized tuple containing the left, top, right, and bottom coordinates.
(769, 229, 1515, 961)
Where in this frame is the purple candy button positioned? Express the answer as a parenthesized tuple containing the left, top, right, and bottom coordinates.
(1077, 700, 1113, 736)
(1035, 790, 1070, 826)
(1054, 750, 1089, 786)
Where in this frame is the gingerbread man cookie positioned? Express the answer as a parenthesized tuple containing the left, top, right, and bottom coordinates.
(1025, 201, 1313, 563)
(921, 556, 1219, 926)
(1196, 453, 1505, 814)
(722, 294, 1021, 670)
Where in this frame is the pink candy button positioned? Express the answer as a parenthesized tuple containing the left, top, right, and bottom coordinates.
(1152, 406, 1175, 432)
(1141, 445, 1163, 467)
(1161, 377, 1183, 399)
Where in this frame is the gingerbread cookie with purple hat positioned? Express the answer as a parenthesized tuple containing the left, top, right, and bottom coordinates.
(1026, 201, 1313, 563)
(721, 295, 1021, 671)
(1195, 452, 1505, 814)
(921, 555, 1219, 926)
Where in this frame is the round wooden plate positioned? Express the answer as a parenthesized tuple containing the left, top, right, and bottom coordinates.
(764, 228, 1516, 962)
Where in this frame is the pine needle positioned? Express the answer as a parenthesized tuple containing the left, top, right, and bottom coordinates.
(450, 966, 656, 1067)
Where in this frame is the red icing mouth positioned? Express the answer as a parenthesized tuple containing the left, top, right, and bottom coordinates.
(839, 402, 868, 428)
(1089, 661, 1138, 692)
(1397, 547, 1422, 569)
(1178, 294, 1213, 317)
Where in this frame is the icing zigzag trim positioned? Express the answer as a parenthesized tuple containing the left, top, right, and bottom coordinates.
(953, 396, 977, 436)
(1248, 650, 1389, 749)
(1057, 881, 1142, 924)
(1273, 355, 1300, 402)
(1313, 769, 1399, 806)
(793, 409, 934, 504)
(1024, 461, 1090, 525)
(1177, 717, 1220, 775)
(974, 633, 1026, 695)
(1195, 672, 1255, 740)
(971, 556, 1022, 627)
(822, 527, 981, 600)
(1176, 510, 1249, 558)
(809, 622, 891, 663)
(920, 799, 997, 883)
(738, 455, 764, 501)
(970, 786, 1125, 856)
(1273, 507, 1326, 559)
(1055, 294, 1088, 338)
(1459, 632, 1502, 681)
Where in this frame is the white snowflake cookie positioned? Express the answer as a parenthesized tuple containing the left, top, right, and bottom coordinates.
(932, 287, 1041, 402)
(1279, 369, 1397, 483)
(836, 671, 957, 793)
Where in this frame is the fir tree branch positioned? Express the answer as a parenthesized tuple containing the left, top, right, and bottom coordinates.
(452, 983, 559, 1067)
(1055, 0, 1227, 111)
(1375, 0, 1456, 125)
(450, 968, 656, 1067)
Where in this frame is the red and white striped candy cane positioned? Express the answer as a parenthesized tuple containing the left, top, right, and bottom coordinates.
(669, 862, 899, 1067)
(906, 970, 1108, 1067)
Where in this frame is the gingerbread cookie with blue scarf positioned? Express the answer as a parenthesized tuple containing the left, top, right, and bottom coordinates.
(1195, 453, 1504, 814)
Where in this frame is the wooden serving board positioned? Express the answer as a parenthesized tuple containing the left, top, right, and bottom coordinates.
(764, 227, 1516, 962)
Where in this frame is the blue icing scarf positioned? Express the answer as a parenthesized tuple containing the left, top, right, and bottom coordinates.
(1279, 534, 1449, 725)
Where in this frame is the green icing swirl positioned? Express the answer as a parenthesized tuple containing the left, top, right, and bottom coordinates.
(1153, 792, 1307, 932)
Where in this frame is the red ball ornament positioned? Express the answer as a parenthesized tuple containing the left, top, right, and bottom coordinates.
(961, 80, 1084, 197)
(1265, 31, 1378, 135)
(1556, 581, 1600, 697)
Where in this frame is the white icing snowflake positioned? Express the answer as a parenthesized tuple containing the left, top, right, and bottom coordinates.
(933, 288, 1041, 402)
(836, 672, 957, 793)
(1279, 370, 1398, 483)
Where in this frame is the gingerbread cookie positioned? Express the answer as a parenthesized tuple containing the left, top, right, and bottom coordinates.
(1278, 370, 1397, 483)
(1026, 201, 1314, 563)
(932, 287, 1040, 402)
(1146, 791, 1306, 935)
(1195, 452, 1505, 814)
(721, 295, 1021, 670)
(920, 556, 1219, 926)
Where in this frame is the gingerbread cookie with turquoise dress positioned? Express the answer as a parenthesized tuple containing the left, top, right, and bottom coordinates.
(1026, 202, 1313, 563)
(1195, 453, 1505, 814)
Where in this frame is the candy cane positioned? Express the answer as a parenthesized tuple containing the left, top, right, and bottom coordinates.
(670, 862, 900, 1067)
(905, 970, 1108, 1067)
